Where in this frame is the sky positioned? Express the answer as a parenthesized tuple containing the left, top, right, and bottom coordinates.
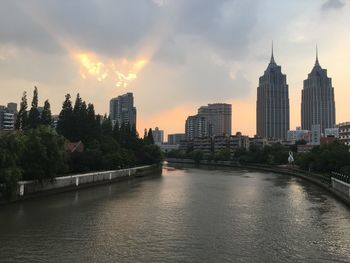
(0, 0, 349, 138)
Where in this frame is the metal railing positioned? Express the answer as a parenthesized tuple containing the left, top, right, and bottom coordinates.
(331, 172, 350, 184)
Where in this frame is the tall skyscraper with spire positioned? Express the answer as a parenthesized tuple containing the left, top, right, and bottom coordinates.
(301, 47, 336, 133)
(256, 45, 290, 139)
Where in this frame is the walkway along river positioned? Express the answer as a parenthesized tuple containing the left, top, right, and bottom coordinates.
(0, 164, 349, 262)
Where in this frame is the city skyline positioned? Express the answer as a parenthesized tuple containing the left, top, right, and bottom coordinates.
(0, 1, 350, 136)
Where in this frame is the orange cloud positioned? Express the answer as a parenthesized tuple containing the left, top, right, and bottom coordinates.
(75, 52, 148, 88)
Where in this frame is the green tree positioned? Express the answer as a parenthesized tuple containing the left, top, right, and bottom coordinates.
(57, 94, 73, 140)
(147, 128, 154, 144)
(138, 144, 162, 165)
(102, 115, 113, 138)
(0, 133, 23, 199)
(21, 126, 66, 181)
(85, 103, 100, 142)
(28, 86, 41, 129)
(15, 91, 28, 130)
(41, 99, 52, 126)
(214, 148, 231, 161)
(192, 150, 203, 164)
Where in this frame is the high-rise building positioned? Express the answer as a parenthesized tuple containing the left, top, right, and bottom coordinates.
(168, 133, 186, 145)
(256, 46, 290, 139)
(109, 92, 136, 128)
(198, 103, 232, 136)
(185, 115, 208, 140)
(301, 48, 336, 133)
(0, 103, 17, 130)
(337, 122, 350, 146)
(152, 127, 164, 145)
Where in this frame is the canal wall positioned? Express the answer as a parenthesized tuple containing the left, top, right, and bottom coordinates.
(331, 178, 350, 198)
(166, 158, 350, 207)
(14, 165, 161, 200)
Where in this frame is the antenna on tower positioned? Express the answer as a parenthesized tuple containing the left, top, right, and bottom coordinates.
(270, 41, 275, 64)
(315, 44, 320, 66)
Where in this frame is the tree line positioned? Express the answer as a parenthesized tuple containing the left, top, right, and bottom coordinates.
(0, 87, 162, 199)
(166, 140, 350, 176)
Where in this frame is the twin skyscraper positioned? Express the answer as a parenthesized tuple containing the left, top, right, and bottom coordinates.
(256, 45, 336, 140)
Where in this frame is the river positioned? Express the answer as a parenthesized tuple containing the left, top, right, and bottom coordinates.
(0, 164, 349, 262)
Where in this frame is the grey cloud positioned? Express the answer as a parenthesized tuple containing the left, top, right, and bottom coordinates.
(136, 48, 252, 115)
(0, 0, 258, 60)
(0, 2, 64, 54)
(0, 0, 271, 116)
(152, 38, 188, 65)
(321, 0, 345, 10)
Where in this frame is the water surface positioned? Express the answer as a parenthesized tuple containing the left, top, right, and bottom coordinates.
(0, 165, 349, 262)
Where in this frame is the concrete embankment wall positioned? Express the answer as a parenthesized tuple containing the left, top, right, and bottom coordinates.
(166, 158, 350, 207)
(332, 178, 350, 198)
(16, 165, 161, 198)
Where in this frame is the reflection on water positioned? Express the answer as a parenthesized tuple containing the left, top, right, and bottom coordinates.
(0, 165, 349, 263)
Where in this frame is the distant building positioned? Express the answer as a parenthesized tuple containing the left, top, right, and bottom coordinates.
(213, 134, 249, 156)
(185, 115, 208, 140)
(256, 46, 290, 140)
(64, 141, 84, 153)
(301, 49, 336, 133)
(168, 133, 186, 145)
(109, 93, 136, 128)
(198, 103, 232, 136)
(250, 137, 268, 148)
(337, 122, 350, 146)
(287, 128, 311, 143)
(152, 127, 164, 145)
(324, 128, 339, 138)
(229, 133, 250, 152)
(193, 137, 212, 156)
(297, 144, 315, 154)
(191, 133, 250, 158)
(311, 124, 321, 145)
(0, 103, 17, 130)
(159, 144, 179, 153)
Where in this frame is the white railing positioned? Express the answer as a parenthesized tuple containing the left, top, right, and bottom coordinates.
(17, 165, 153, 196)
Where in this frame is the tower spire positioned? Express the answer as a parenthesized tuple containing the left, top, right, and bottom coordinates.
(315, 44, 320, 66)
(270, 41, 275, 64)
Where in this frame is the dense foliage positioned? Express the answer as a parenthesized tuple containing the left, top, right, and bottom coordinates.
(296, 142, 350, 174)
(0, 87, 162, 199)
(166, 141, 350, 176)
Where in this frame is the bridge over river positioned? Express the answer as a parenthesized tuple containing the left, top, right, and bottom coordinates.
(0, 165, 349, 262)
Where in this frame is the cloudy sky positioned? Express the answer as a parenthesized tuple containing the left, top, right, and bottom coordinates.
(0, 0, 349, 137)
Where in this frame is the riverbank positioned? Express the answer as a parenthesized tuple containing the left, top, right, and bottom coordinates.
(1, 164, 162, 204)
(166, 158, 350, 208)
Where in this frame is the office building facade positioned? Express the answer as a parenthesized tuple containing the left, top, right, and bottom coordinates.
(185, 115, 208, 140)
(109, 93, 136, 128)
(0, 103, 17, 130)
(152, 127, 164, 145)
(168, 133, 186, 145)
(256, 47, 290, 139)
(198, 103, 232, 136)
(301, 50, 336, 133)
(338, 122, 350, 146)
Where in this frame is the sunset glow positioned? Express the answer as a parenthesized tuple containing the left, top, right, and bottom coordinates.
(76, 53, 148, 88)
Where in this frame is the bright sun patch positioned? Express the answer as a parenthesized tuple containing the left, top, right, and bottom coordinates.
(75, 52, 148, 88)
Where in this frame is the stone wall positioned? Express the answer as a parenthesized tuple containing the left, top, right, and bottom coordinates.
(17, 165, 159, 197)
(331, 178, 350, 198)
